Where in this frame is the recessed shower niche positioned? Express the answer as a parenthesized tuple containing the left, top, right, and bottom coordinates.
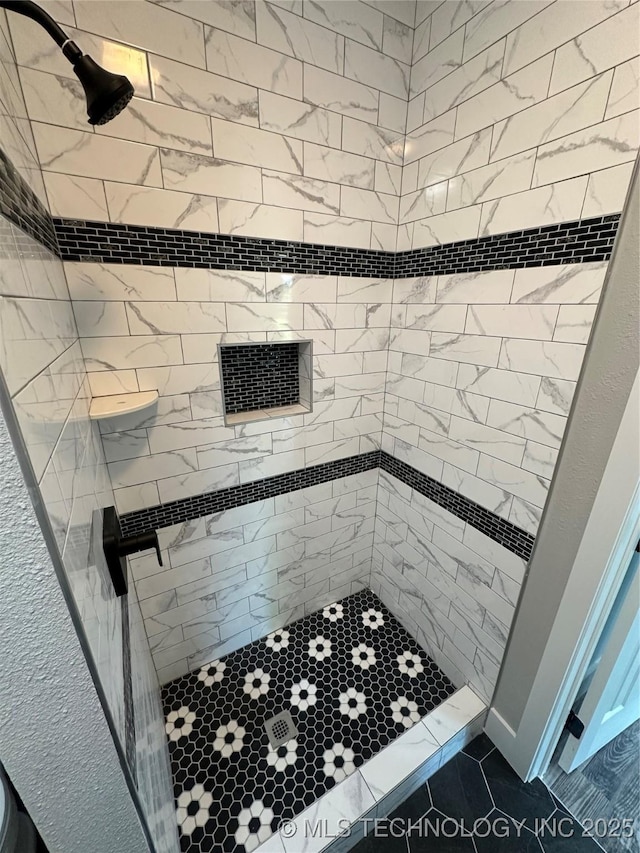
(218, 341, 313, 426)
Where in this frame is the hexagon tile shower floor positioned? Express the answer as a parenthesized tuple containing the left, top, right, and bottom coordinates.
(162, 589, 455, 853)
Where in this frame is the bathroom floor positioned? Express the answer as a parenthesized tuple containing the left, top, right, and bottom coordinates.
(162, 589, 455, 853)
(353, 734, 604, 852)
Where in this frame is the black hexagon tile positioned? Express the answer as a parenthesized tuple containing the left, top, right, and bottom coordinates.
(161, 589, 456, 853)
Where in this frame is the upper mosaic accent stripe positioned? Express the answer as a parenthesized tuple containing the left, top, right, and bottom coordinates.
(121, 449, 535, 561)
(0, 148, 58, 255)
(52, 214, 619, 278)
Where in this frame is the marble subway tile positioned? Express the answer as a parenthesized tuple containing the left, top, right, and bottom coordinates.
(479, 176, 588, 236)
(257, 1, 344, 73)
(105, 183, 220, 231)
(463, 0, 551, 61)
(73, 301, 129, 338)
(303, 213, 371, 248)
(205, 27, 302, 99)
(522, 440, 558, 480)
(449, 416, 526, 466)
(423, 40, 506, 122)
(66, 262, 177, 302)
(448, 149, 536, 210)
(535, 377, 576, 416)
(399, 181, 447, 223)
(148, 420, 233, 454)
(413, 205, 481, 248)
(304, 64, 378, 123)
(344, 38, 409, 99)
(160, 148, 262, 201)
(554, 305, 598, 344)
(109, 448, 198, 489)
(532, 111, 639, 187)
(442, 464, 513, 519)
(43, 172, 108, 220)
(150, 54, 259, 126)
(430, 332, 501, 367)
(499, 338, 586, 381)
(342, 117, 404, 165)
(455, 54, 554, 140)
(303, 143, 374, 189)
(305, 0, 383, 49)
(126, 301, 226, 335)
(456, 364, 540, 407)
(477, 454, 549, 509)
(605, 56, 640, 121)
(154, 0, 256, 39)
(81, 335, 183, 371)
(404, 110, 456, 164)
(176, 268, 265, 303)
(410, 28, 465, 98)
(158, 462, 240, 503)
(511, 262, 607, 305)
(136, 364, 218, 396)
(262, 170, 340, 215)
(218, 200, 304, 241)
(582, 161, 635, 218)
(259, 90, 341, 148)
(418, 128, 491, 189)
(341, 186, 399, 224)
(466, 304, 558, 341)
(490, 72, 613, 163)
(33, 123, 162, 186)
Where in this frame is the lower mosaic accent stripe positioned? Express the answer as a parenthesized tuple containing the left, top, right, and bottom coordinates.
(121, 450, 535, 561)
(52, 214, 618, 278)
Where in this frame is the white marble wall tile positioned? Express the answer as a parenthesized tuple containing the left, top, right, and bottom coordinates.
(417, 128, 491, 189)
(449, 416, 526, 466)
(430, 332, 501, 367)
(456, 364, 540, 407)
(448, 150, 536, 210)
(532, 111, 639, 188)
(378, 93, 408, 135)
(147, 420, 233, 454)
(508, 496, 541, 535)
(67, 262, 176, 302)
(436, 269, 514, 304)
(486, 399, 566, 449)
(466, 304, 558, 341)
(582, 161, 635, 218)
(303, 143, 374, 189)
(490, 72, 613, 163)
(510, 262, 607, 305)
(257, 1, 344, 73)
(554, 305, 598, 344)
(455, 54, 554, 140)
(136, 364, 217, 396)
(479, 176, 588, 236)
(34, 124, 162, 186)
(226, 302, 303, 331)
(551, 3, 639, 96)
(259, 90, 342, 148)
(218, 200, 304, 241)
(81, 335, 183, 371)
(158, 462, 240, 503)
(153, 0, 256, 39)
(98, 395, 191, 435)
(477, 455, 549, 509)
(341, 186, 399, 223)
(74, 0, 206, 68)
(499, 338, 585, 381)
(404, 109, 456, 164)
(413, 206, 481, 248)
(441, 464, 512, 518)
(304, 64, 378, 123)
(125, 301, 225, 335)
(535, 377, 577, 416)
(410, 28, 465, 98)
(43, 172, 109, 220)
(344, 38, 410, 99)
(502, 0, 627, 78)
(423, 40, 505, 121)
(161, 149, 262, 201)
(19, 67, 87, 130)
(342, 117, 404, 164)
(150, 54, 259, 126)
(305, 0, 383, 49)
(175, 269, 265, 303)
(522, 440, 558, 480)
(262, 170, 340, 215)
(205, 27, 302, 98)
(605, 57, 640, 121)
(105, 183, 220, 231)
(463, 0, 552, 62)
(73, 301, 129, 338)
(87, 370, 139, 397)
(303, 212, 371, 247)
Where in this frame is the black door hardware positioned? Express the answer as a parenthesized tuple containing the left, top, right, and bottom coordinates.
(103, 506, 162, 596)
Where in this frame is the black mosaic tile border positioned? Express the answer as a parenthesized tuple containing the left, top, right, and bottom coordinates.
(0, 147, 58, 255)
(378, 451, 534, 560)
(120, 451, 381, 537)
(52, 214, 618, 278)
(121, 450, 535, 561)
(220, 342, 300, 414)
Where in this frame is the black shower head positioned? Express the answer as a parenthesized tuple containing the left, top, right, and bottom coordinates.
(73, 54, 134, 126)
(0, 0, 135, 125)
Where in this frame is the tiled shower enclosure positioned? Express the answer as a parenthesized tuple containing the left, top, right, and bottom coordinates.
(0, 0, 637, 851)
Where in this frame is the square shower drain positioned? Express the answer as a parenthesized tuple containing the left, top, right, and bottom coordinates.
(264, 710, 297, 749)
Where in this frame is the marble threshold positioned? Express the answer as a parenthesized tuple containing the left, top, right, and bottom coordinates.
(254, 686, 487, 853)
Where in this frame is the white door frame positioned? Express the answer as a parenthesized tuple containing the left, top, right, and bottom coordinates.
(486, 370, 640, 780)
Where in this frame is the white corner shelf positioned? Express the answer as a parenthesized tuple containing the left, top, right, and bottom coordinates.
(89, 390, 158, 421)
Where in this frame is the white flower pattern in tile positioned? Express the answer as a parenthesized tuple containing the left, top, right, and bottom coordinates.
(289, 678, 318, 712)
(307, 634, 332, 661)
(361, 607, 385, 629)
(397, 651, 425, 678)
(322, 601, 345, 622)
(266, 738, 299, 773)
(176, 784, 213, 836)
(351, 642, 377, 669)
(322, 742, 356, 783)
(234, 799, 275, 852)
(243, 668, 272, 699)
(165, 705, 196, 742)
(197, 659, 226, 687)
(213, 720, 246, 758)
(265, 629, 290, 651)
(338, 687, 368, 720)
(390, 696, 422, 729)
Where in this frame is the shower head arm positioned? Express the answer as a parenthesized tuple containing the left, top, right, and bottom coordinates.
(0, 0, 82, 62)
